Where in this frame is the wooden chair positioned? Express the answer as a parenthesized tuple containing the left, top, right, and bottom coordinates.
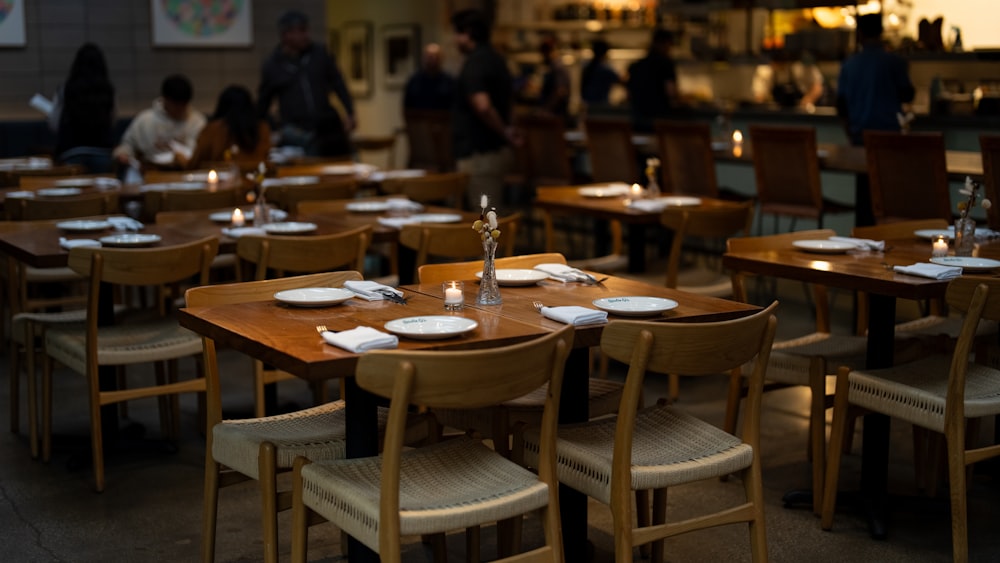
(653, 120, 720, 198)
(516, 113, 575, 187)
(399, 213, 521, 282)
(188, 271, 382, 563)
(518, 305, 777, 563)
(379, 171, 467, 209)
(749, 125, 852, 231)
(724, 229, 870, 515)
(417, 252, 568, 284)
(264, 178, 357, 213)
(403, 109, 454, 172)
(822, 276, 1000, 563)
(16, 192, 119, 221)
(583, 116, 640, 184)
(18, 173, 118, 190)
(235, 226, 372, 417)
(979, 134, 1000, 230)
(864, 131, 952, 224)
(290, 325, 574, 563)
(4, 164, 85, 187)
(40, 236, 219, 491)
(659, 200, 753, 296)
(143, 187, 241, 216)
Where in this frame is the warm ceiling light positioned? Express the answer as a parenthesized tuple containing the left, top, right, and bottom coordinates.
(813, 7, 845, 29)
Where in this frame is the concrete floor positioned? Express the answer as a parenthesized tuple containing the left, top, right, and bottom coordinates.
(2, 275, 1000, 562)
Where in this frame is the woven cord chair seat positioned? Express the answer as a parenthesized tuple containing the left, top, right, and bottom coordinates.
(45, 316, 202, 373)
(763, 333, 868, 386)
(523, 404, 751, 505)
(300, 436, 550, 551)
(848, 355, 1000, 432)
(213, 402, 388, 480)
(24, 265, 84, 282)
(896, 315, 999, 339)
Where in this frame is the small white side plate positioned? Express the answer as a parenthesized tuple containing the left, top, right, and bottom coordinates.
(476, 269, 549, 286)
(411, 213, 462, 223)
(56, 220, 112, 232)
(930, 256, 1000, 272)
(792, 240, 857, 254)
(263, 222, 318, 234)
(274, 287, 354, 307)
(346, 200, 390, 213)
(384, 316, 478, 340)
(658, 196, 702, 207)
(37, 187, 83, 197)
(914, 229, 952, 240)
(98, 234, 161, 247)
(592, 296, 679, 317)
(579, 183, 630, 198)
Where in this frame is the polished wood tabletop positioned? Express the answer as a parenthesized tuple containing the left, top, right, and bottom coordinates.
(533, 185, 738, 224)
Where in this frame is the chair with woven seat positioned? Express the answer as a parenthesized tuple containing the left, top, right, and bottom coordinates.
(264, 178, 358, 213)
(403, 109, 454, 172)
(290, 325, 574, 563)
(821, 276, 1000, 563)
(187, 271, 388, 563)
(864, 131, 952, 224)
(379, 171, 467, 209)
(980, 134, 1000, 230)
(519, 304, 777, 563)
(653, 120, 722, 198)
(40, 236, 219, 491)
(399, 213, 520, 282)
(749, 125, 852, 232)
(660, 200, 754, 297)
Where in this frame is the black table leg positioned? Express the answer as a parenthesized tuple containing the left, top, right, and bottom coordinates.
(627, 225, 646, 273)
(343, 376, 381, 561)
(559, 348, 591, 562)
(860, 294, 895, 539)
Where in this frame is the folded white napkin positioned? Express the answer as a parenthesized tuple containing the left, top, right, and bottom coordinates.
(59, 237, 101, 250)
(893, 263, 963, 280)
(222, 227, 267, 238)
(5, 190, 34, 199)
(321, 326, 398, 353)
(533, 263, 589, 283)
(344, 280, 405, 301)
(386, 198, 424, 212)
(829, 236, 885, 251)
(541, 306, 608, 326)
(376, 216, 419, 229)
(628, 199, 671, 213)
(107, 216, 144, 231)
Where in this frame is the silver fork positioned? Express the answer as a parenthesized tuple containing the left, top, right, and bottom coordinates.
(532, 301, 547, 312)
(316, 325, 329, 335)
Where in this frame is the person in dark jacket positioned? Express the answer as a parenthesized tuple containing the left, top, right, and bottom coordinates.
(404, 43, 455, 111)
(51, 43, 116, 173)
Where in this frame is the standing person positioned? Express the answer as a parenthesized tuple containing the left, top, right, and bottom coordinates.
(258, 10, 355, 157)
(451, 9, 517, 207)
(837, 13, 915, 146)
(538, 35, 571, 123)
(580, 39, 621, 109)
(403, 43, 455, 111)
(181, 85, 271, 170)
(51, 43, 116, 173)
(113, 74, 206, 168)
(626, 29, 679, 133)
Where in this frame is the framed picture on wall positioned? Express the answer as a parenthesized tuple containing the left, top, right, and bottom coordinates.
(150, 0, 253, 47)
(382, 24, 421, 90)
(342, 21, 373, 99)
(0, 0, 27, 47)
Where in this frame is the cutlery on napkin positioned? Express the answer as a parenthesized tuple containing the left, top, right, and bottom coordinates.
(221, 227, 267, 238)
(320, 326, 398, 353)
(893, 263, 962, 280)
(540, 305, 608, 326)
(344, 280, 407, 303)
(107, 216, 145, 231)
(829, 236, 885, 251)
(59, 237, 101, 250)
(533, 263, 596, 283)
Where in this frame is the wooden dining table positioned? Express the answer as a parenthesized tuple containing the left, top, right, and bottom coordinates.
(723, 231, 1000, 540)
(179, 271, 759, 561)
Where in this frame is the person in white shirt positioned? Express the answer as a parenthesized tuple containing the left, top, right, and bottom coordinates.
(113, 74, 206, 168)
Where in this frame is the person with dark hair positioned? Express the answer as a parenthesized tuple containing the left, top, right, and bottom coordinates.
(403, 43, 455, 111)
(580, 39, 621, 108)
(182, 85, 271, 170)
(50, 43, 116, 173)
(113, 73, 206, 167)
(626, 28, 679, 133)
(450, 8, 517, 206)
(537, 35, 571, 122)
(837, 13, 915, 145)
(258, 9, 355, 157)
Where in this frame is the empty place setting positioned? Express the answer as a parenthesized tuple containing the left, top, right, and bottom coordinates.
(383, 315, 478, 340)
(273, 287, 354, 307)
(591, 295, 679, 317)
(476, 268, 549, 286)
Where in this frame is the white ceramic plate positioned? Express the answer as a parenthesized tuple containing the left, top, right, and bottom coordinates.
(273, 287, 354, 307)
(384, 316, 478, 340)
(280, 175, 321, 185)
(792, 240, 857, 254)
(263, 221, 318, 234)
(141, 181, 205, 192)
(475, 269, 549, 286)
(98, 233, 161, 247)
(658, 196, 702, 207)
(914, 229, 952, 240)
(53, 178, 95, 187)
(592, 296, 679, 317)
(56, 220, 112, 232)
(930, 256, 1000, 272)
(411, 213, 462, 223)
(36, 187, 83, 197)
(579, 183, 630, 198)
(346, 200, 390, 213)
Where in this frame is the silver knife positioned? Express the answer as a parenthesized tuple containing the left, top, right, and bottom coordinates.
(376, 289, 407, 304)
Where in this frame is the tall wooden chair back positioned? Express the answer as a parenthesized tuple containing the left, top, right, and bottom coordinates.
(404, 109, 454, 172)
(265, 178, 357, 213)
(864, 131, 951, 224)
(659, 201, 753, 291)
(749, 125, 828, 228)
(144, 188, 240, 216)
(379, 172, 467, 209)
(399, 213, 520, 281)
(17, 192, 119, 221)
(584, 117, 640, 183)
(418, 252, 567, 284)
(653, 120, 720, 197)
(516, 113, 574, 186)
(979, 135, 1000, 230)
(236, 225, 372, 281)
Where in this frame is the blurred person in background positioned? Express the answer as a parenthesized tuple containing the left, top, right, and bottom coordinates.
(113, 74, 205, 169)
(580, 39, 622, 110)
(626, 28, 679, 133)
(404, 43, 455, 111)
(181, 85, 271, 170)
(537, 34, 571, 123)
(51, 43, 116, 173)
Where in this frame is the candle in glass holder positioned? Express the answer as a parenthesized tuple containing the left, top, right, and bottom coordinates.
(932, 234, 948, 257)
(231, 208, 245, 227)
(630, 183, 644, 199)
(443, 281, 464, 311)
(207, 169, 218, 187)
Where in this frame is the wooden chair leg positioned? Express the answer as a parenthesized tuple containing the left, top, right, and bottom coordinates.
(808, 359, 827, 515)
(259, 442, 279, 563)
(945, 428, 969, 563)
(201, 458, 221, 563)
(821, 366, 852, 530)
(650, 488, 667, 563)
(466, 525, 481, 563)
(723, 368, 744, 436)
(290, 457, 310, 563)
(42, 356, 53, 462)
(668, 373, 680, 402)
(9, 336, 20, 435)
(496, 517, 519, 559)
(635, 489, 650, 558)
(25, 322, 38, 459)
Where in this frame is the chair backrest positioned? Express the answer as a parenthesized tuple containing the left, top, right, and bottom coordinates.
(659, 201, 754, 289)
(584, 117, 640, 184)
(236, 225, 372, 281)
(980, 135, 1000, 230)
(19, 174, 117, 190)
(404, 109, 454, 172)
(864, 131, 951, 224)
(379, 172, 467, 209)
(515, 113, 573, 186)
(749, 125, 823, 217)
(852, 218, 949, 240)
(265, 178, 358, 213)
(944, 277, 1000, 421)
(418, 252, 567, 283)
(17, 192, 119, 220)
(144, 188, 241, 215)
(653, 120, 719, 197)
(399, 213, 521, 279)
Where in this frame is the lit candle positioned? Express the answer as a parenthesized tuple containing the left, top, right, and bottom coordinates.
(444, 284, 463, 304)
(443, 280, 464, 310)
(231, 208, 245, 227)
(932, 235, 948, 257)
(631, 183, 644, 198)
(207, 169, 218, 187)
(732, 129, 744, 146)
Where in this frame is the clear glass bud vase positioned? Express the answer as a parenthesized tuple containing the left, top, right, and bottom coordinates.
(954, 217, 976, 256)
(476, 236, 502, 305)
